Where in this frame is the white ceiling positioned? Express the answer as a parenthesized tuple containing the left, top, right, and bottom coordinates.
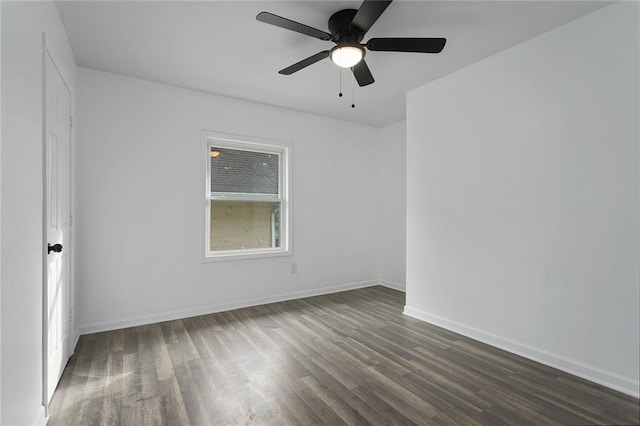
(56, 1, 609, 127)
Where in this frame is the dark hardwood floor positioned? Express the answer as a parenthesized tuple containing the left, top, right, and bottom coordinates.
(49, 286, 639, 425)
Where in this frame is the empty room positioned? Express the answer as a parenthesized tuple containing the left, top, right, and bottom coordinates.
(1, 0, 639, 424)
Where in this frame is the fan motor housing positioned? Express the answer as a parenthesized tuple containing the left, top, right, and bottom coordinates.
(328, 9, 364, 44)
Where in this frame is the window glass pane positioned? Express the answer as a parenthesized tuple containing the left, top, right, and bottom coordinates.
(209, 200, 281, 251)
(210, 147, 279, 196)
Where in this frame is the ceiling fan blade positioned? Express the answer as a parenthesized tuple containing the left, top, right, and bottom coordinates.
(257, 12, 333, 41)
(366, 38, 447, 53)
(279, 51, 330, 75)
(350, 1, 393, 34)
(352, 60, 375, 87)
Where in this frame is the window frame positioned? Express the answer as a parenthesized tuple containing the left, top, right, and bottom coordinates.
(201, 131, 292, 262)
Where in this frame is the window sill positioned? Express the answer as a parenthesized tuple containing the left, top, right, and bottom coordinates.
(201, 248, 292, 263)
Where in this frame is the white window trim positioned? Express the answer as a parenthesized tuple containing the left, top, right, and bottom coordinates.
(201, 130, 292, 262)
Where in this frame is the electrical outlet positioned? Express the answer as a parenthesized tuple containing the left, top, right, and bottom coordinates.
(291, 263, 297, 274)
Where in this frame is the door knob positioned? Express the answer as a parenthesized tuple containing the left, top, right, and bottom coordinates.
(48, 243, 63, 254)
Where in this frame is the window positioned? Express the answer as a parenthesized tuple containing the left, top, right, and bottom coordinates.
(203, 132, 291, 260)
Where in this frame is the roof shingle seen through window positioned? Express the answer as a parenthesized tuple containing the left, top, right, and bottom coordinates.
(210, 147, 279, 195)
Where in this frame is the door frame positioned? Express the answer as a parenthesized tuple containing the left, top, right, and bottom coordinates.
(41, 33, 74, 415)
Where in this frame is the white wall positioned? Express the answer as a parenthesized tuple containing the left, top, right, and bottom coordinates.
(1, 1, 77, 424)
(75, 68, 380, 332)
(0, 3, 3, 422)
(377, 120, 406, 289)
(406, 2, 639, 396)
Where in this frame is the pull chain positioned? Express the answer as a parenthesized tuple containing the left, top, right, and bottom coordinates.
(338, 67, 343, 98)
(351, 71, 355, 108)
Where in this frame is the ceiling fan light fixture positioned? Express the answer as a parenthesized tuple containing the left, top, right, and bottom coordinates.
(330, 45, 364, 68)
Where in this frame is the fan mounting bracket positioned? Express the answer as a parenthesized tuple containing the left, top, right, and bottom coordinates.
(328, 9, 365, 44)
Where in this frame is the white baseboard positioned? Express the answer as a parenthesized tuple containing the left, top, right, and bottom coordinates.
(33, 404, 47, 426)
(404, 306, 640, 398)
(71, 331, 80, 354)
(78, 279, 379, 335)
(378, 280, 406, 292)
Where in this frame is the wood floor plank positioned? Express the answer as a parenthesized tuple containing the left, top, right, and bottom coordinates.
(49, 286, 640, 425)
(302, 375, 376, 425)
(158, 376, 191, 425)
(99, 350, 124, 425)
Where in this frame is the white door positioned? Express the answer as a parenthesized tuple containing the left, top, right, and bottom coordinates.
(45, 51, 72, 402)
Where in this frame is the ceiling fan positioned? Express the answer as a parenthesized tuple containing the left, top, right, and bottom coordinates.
(256, 0, 446, 87)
